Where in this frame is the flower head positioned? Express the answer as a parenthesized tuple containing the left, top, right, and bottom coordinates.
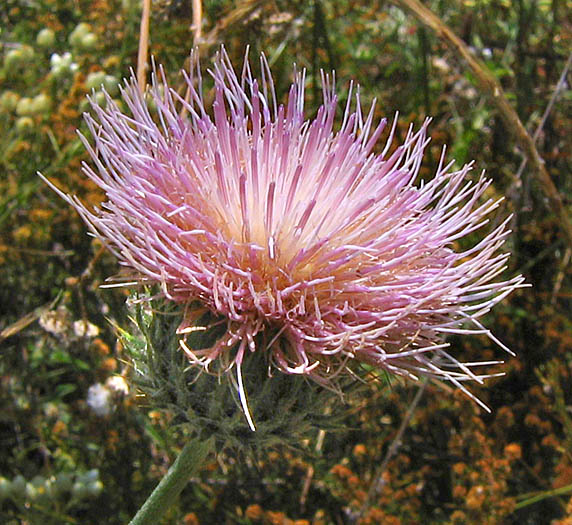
(42, 49, 524, 427)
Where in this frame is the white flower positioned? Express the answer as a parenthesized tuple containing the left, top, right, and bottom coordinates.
(87, 383, 111, 416)
(73, 320, 100, 338)
(105, 376, 129, 396)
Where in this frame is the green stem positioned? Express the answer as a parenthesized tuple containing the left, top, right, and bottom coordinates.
(514, 482, 572, 510)
(129, 437, 215, 525)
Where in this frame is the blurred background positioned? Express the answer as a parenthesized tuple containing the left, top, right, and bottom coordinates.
(0, 0, 570, 523)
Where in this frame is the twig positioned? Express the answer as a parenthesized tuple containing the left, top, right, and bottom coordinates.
(79, 245, 107, 283)
(551, 247, 572, 304)
(300, 416, 328, 512)
(299, 464, 314, 512)
(514, 482, 572, 510)
(392, 0, 572, 249)
(179, 0, 203, 118)
(137, 0, 152, 92)
(185, 0, 267, 56)
(0, 293, 62, 344)
(178, 0, 269, 117)
(72, 244, 107, 323)
(192, 0, 202, 45)
(1, 246, 74, 257)
(204, 0, 266, 48)
(514, 51, 572, 182)
(355, 380, 427, 522)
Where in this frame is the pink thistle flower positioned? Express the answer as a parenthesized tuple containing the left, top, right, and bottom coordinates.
(41, 49, 525, 429)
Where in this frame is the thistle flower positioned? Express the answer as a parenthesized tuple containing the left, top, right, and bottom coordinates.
(41, 49, 524, 428)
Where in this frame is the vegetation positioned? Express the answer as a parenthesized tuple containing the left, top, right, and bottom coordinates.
(1, 0, 570, 523)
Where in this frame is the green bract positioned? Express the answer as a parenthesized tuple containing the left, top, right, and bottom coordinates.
(123, 293, 361, 452)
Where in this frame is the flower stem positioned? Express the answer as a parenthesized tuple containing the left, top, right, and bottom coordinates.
(514, 482, 572, 510)
(129, 437, 215, 525)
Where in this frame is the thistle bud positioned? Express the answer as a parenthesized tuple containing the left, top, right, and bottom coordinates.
(5, 45, 35, 69)
(30, 93, 52, 114)
(0, 91, 19, 112)
(69, 23, 91, 48)
(72, 480, 89, 500)
(10, 475, 26, 498)
(16, 116, 34, 134)
(103, 74, 119, 96)
(85, 480, 103, 497)
(16, 97, 33, 116)
(85, 71, 107, 91)
(37, 28, 56, 48)
(80, 33, 98, 50)
(52, 472, 73, 495)
(0, 477, 10, 501)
